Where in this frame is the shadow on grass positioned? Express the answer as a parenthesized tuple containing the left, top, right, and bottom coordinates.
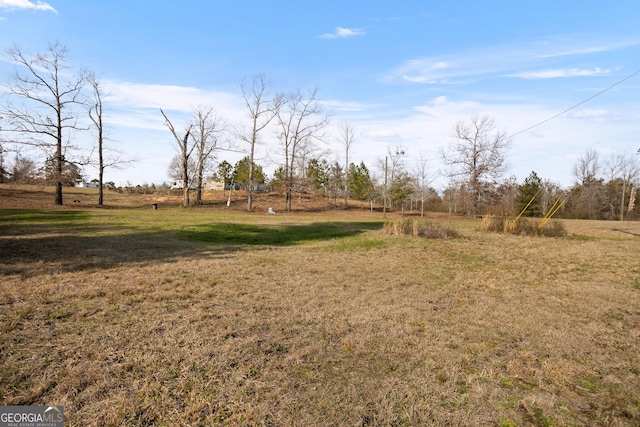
(178, 222, 383, 246)
(0, 210, 94, 236)
(0, 209, 383, 276)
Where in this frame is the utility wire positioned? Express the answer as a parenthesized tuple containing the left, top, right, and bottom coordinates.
(507, 68, 640, 139)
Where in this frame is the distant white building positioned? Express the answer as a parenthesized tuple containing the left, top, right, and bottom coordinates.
(170, 180, 188, 190)
(74, 180, 99, 188)
(74, 179, 114, 188)
(170, 180, 224, 190)
(203, 180, 225, 191)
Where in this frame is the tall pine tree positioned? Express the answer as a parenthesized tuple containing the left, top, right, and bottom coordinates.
(515, 171, 542, 217)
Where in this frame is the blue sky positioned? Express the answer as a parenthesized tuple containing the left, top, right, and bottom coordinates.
(1, 0, 639, 188)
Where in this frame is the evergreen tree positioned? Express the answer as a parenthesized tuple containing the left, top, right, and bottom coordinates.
(306, 158, 329, 194)
(388, 172, 415, 210)
(233, 156, 265, 190)
(216, 160, 234, 189)
(270, 166, 286, 192)
(348, 162, 375, 203)
(327, 162, 344, 207)
(515, 171, 542, 217)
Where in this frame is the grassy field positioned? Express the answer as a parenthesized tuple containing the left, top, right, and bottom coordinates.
(1, 185, 640, 426)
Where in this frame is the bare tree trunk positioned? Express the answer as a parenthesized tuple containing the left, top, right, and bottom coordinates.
(91, 77, 105, 206)
(275, 89, 327, 212)
(87, 73, 132, 206)
(247, 141, 255, 211)
(98, 157, 104, 206)
(3, 43, 86, 206)
(55, 121, 63, 205)
(182, 147, 190, 207)
(339, 122, 356, 208)
(191, 106, 226, 206)
(196, 163, 204, 205)
(239, 75, 281, 212)
(161, 108, 193, 208)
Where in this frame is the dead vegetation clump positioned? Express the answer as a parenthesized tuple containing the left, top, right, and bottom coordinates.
(481, 215, 567, 237)
(383, 218, 459, 238)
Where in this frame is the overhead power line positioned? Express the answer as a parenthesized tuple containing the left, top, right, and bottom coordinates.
(508, 68, 640, 139)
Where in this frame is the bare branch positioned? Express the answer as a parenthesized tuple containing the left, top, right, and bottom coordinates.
(275, 88, 329, 211)
(1, 42, 87, 205)
(161, 108, 194, 207)
(237, 74, 284, 211)
(442, 114, 511, 217)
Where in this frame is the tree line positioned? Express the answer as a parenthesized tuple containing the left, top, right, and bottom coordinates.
(1, 42, 638, 220)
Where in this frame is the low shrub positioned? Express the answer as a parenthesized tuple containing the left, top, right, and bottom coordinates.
(480, 215, 507, 233)
(383, 219, 459, 239)
(481, 215, 566, 237)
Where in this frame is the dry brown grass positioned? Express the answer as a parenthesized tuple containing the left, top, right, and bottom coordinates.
(1, 185, 640, 426)
(383, 218, 460, 239)
(480, 215, 567, 237)
(0, 184, 386, 217)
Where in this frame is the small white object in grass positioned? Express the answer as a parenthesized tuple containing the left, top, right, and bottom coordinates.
(268, 207, 276, 215)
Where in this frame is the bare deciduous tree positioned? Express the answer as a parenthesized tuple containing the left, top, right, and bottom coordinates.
(237, 74, 282, 211)
(2, 42, 86, 205)
(87, 73, 106, 205)
(442, 114, 510, 218)
(605, 152, 640, 221)
(338, 122, 356, 207)
(377, 146, 407, 216)
(167, 155, 196, 182)
(412, 151, 436, 217)
(380, 145, 407, 184)
(87, 73, 132, 206)
(191, 106, 226, 205)
(573, 149, 600, 185)
(572, 149, 601, 219)
(276, 88, 328, 212)
(161, 108, 193, 207)
(540, 179, 565, 217)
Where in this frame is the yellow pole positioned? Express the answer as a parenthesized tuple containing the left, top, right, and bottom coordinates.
(539, 199, 567, 228)
(513, 193, 538, 226)
(539, 198, 560, 228)
(544, 198, 561, 220)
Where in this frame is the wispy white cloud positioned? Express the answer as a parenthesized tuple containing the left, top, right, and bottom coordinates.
(320, 99, 379, 112)
(398, 61, 450, 83)
(510, 67, 611, 79)
(361, 129, 400, 139)
(538, 39, 640, 59)
(102, 80, 244, 129)
(106, 81, 211, 111)
(320, 27, 365, 39)
(382, 55, 485, 85)
(383, 37, 640, 85)
(570, 108, 610, 122)
(0, 0, 57, 12)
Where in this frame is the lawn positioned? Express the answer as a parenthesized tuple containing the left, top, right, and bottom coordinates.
(1, 186, 639, 426)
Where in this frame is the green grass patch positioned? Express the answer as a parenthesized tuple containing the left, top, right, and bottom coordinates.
(0, 209, 92, 234)
(177, 221, 383, 246)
